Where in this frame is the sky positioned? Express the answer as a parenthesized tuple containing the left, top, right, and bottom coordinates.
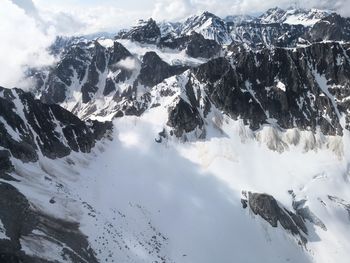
(0, 0, 349, 88)
(9, 0, 350, 35)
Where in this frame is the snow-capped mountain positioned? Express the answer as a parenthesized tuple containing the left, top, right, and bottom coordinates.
(52, 8, 347, 50)
(178, 11, 232, 45)
(119, 18, 161, 44)
(258, 7, 331, 26)
(158, 21, 182, 38)
(154, 8, 341, 47)
(228, 22, 307, 47)
(2, 6, 350, 263)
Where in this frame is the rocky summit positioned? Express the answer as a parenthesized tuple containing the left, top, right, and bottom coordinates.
(1, 6, 350, 263)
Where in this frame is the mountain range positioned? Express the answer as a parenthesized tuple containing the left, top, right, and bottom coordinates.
(1, 7, 350, 263)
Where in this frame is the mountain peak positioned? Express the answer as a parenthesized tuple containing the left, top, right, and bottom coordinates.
(120, 17, 161, 44)
(180, 11, 232, 45)
(136, 17, 157, 26)
(200, 11, 218, 18)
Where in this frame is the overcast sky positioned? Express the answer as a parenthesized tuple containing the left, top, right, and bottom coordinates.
(0, 0, 349, 88)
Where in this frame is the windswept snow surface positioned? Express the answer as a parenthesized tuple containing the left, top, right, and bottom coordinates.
(80, 111, 350, 263)
(65, 116, 312, 263)
(8, 103, 350, 263)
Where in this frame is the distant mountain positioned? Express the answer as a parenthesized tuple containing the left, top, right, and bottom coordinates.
(154, 8, 343, 46)
(257, 7, 331, 26)
(119, 18, 161, 44)
(179, 11, 232, 45)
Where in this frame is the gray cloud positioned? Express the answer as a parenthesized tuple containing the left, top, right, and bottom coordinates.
(11, 0, 38, 15)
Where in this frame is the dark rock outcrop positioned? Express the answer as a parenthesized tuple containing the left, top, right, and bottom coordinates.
(193, 42, 350, 135)
(0, 150, 14, 181)
(167, 97, 204, 137)
(160, 32, 221, 59)
(81, 41, 107, 103)
(243, 192, 307, 244)
(40, 40, 134, 105)
(138, 52, 188, 87)
(120, 18, 161, 44)
(108, 41, 132, 67)
(307, 14, 350, 42)
(41, 42, 92, 104)
(0, 182, 98, 263)
(0, 87, 111, 162)
(228, 22, 307, 48)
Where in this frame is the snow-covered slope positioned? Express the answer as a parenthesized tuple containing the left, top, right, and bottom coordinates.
(2, 80, 350, 262)
(0, 87, 112, 262)
(3, 7, 350, 263)
(258, 7, 331, 26)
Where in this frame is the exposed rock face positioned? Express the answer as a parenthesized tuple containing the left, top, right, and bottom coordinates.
(243, 192, 307, 244)
(0, 150, 14, 180)
(194, 42, 350, 135)
(257, 7, 330, 25)
(81, 42, 107, 103)
(138, 52, 188, 87)
(0, 86, 111, 262)
(167, 97, 204, 138)
(228, 22, 307, 48)
(156, 9, 348, 48)
(108, 41, 133, 67)
(26, 11, 350, 134)
(41, 42, 92, 105)
(41, 40, 134, 105)
(292, 199, 327, 231)
(160, 32, 221, 59)
(118, 16, 222, 58)
(307, 14, 350, 42)
(120, 18, 161, 44)
(0, 182, 98, 263)
(0, 87, 112, 162)
(31, 38, 195, 121)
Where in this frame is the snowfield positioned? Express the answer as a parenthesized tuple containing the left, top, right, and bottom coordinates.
(6, 103, 350, 263)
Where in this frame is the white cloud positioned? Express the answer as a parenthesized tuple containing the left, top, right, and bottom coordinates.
(0, 0, 55, 88)
(34, 4, 150, 35)
(152, 0, 194, 21)
(116, 57, 140, 71)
